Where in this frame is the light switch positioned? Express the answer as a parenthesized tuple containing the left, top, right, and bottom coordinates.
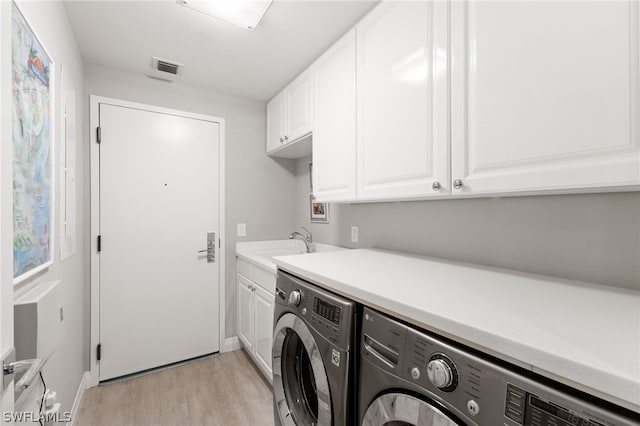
(237, 223, 247, 237)
(351, 226, 358, 243)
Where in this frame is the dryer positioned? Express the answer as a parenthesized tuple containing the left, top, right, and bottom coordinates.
(359, 307, 638, 426)
(272, 271, 359, 426)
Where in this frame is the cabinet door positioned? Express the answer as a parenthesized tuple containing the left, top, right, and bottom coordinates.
(356, 1, 449, 200)
(451, 1, 640, 196)
(313, 29, 357, 202)
(253, 285, 274, 379)
(237, 274, 254, 352)
(266, 91, 286, 153)
(287, 70, 313, 142)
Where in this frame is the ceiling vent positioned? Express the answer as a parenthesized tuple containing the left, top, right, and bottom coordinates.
(151, 57, 184, 76)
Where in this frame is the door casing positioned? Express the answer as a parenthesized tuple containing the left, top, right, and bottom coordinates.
(88, 95, 226, 386)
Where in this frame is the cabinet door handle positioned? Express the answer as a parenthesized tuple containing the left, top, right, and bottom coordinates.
(279, 137, 284, 143)
(284, 135, 289, 141)
(453, 179, 464, 190)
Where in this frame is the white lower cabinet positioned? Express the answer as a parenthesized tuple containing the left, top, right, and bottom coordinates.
(237, 274, 254, 354)
(237, 272, 274, 382)
(253, 285, 275, 376)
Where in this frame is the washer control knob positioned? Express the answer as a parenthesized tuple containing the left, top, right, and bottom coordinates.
(288, 290, 301, 306)
(427, 358, 455, 389)
(411, 367, 420, 380)
(467, 399, 480, 416)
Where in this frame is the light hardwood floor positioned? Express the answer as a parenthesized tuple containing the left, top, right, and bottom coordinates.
(75, 350, 275, 426)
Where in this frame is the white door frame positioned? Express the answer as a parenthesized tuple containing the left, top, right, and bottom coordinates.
(89, 95, 226, 387)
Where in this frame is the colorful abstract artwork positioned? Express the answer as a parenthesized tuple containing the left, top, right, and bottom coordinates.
(12, 2, 54, 282)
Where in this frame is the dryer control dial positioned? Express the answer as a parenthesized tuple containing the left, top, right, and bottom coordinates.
(288, 290, 301, 306)
(427, 355, 458, 392)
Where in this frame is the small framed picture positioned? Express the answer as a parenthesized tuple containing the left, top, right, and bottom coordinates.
(310, 196, 329, 223)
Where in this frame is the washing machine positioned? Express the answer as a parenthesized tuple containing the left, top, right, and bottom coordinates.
(272, 270, 359, 426)
(359, 307, 639, 426)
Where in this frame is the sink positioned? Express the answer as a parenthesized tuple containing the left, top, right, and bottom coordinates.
(236, 240, 345, 273)
(255, 250, 305, 264)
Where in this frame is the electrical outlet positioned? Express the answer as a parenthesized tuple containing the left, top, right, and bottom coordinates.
(237, 223, 247, 237)
(351, 226, 359, 243)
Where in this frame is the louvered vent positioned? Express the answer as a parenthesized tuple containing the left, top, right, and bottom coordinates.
(157, 60, 179, 74)
(151, 57, 183, 76)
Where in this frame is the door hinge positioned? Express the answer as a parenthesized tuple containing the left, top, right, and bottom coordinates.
(97, 235, 102, 252)
(96, 126, 102, 144)
(97, 344, 102, 361)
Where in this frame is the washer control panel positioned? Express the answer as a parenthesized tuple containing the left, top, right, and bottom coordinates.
(276, 271, 354, 350)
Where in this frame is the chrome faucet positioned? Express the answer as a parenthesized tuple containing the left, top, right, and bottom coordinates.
(289, 226, 314, 253)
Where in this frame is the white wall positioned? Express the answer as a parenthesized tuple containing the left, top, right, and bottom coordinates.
(1, 1, 16, 418)
(294, 157, 640, 290)
(83, 64, 298, 340)
(2, 0, 86, 418)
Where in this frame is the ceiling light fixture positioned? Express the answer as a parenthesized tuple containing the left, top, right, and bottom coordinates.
(177, 0, 274, 31)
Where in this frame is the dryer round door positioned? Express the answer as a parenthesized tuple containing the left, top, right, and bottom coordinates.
(273, 313, 331, 426)
(362, 393, 462, 426)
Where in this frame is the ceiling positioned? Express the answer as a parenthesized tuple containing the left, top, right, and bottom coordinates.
(63, 0, 378, 101)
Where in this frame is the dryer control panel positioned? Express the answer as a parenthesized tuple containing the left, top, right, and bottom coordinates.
(360, 307, 639, 426)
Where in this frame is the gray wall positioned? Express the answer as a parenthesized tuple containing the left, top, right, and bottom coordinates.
(83, 64, 298, 340)
(6, 0, 86, 415)
(294, 157, 640, 290)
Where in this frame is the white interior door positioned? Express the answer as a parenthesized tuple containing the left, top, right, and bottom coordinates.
(99, 103, 220, 381)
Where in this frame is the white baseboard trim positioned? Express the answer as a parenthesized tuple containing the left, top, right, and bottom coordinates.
(69, 371, 90, 426)
(222, 336, 241, 353)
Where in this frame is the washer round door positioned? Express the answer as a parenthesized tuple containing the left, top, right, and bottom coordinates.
(362, 393, 462, 426)
(273, 313, 332, 426)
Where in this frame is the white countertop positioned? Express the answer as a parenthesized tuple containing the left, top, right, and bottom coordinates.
(272, 249, 640, 412)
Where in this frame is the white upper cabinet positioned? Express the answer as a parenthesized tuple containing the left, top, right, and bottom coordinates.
(287, 70, 313, 142)
(451, 0, 640, 196)
(312, 29, 357, 202)
(356, 1, 449, 200)
(267, 90, 286, 153)
(267, 70, 313, 158)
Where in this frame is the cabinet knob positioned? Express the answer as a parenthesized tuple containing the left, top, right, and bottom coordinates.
(284, 135, 289, 141)
(279, 137, 284, 143)
(453, 179, 464, 190)
(432, 181, 441, 191)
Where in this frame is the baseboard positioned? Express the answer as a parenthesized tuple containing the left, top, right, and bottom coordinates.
(222, 336, 242, 353)
(69, 371, 90, 426)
